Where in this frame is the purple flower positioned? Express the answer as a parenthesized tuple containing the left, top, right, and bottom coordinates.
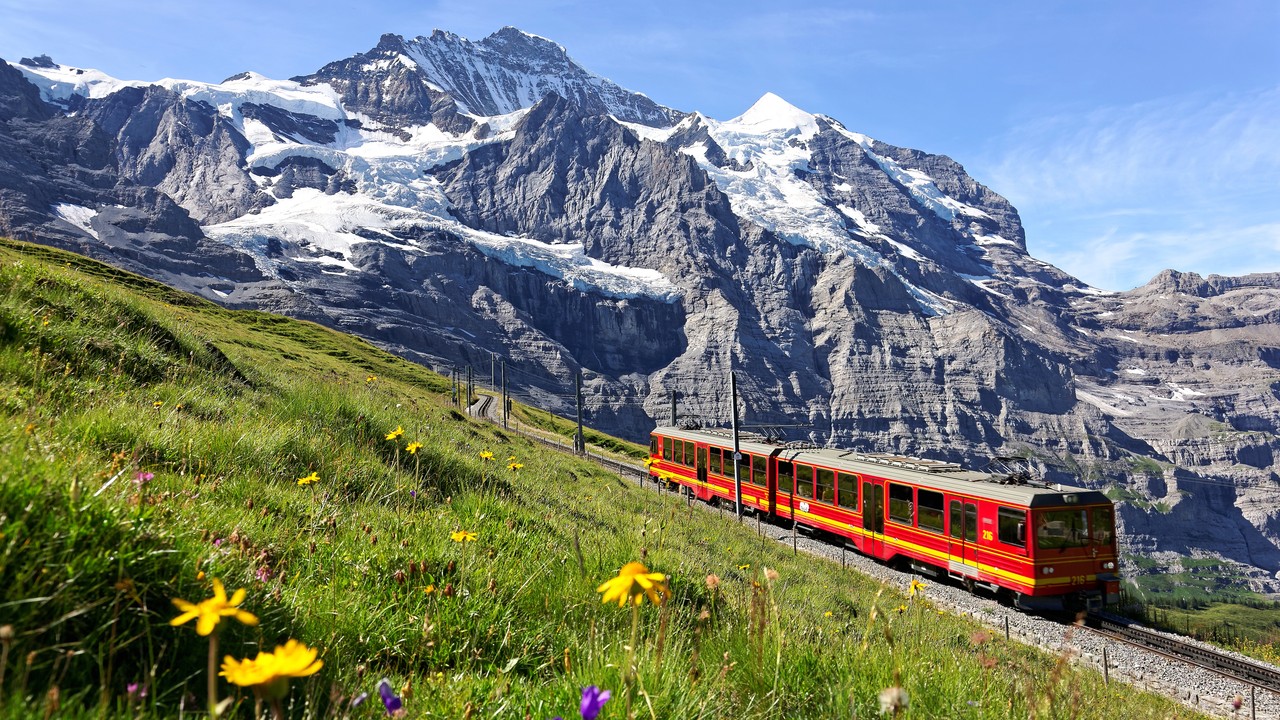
(126, 682, 147, 699)
(410, 490, 417, 499)
(579, 686, 610, 720)
(350, 692, 369, 708)
(377, 678, 402, 715)
(133, 471, 154, 486)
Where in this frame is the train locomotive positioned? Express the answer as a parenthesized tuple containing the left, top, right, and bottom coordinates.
(648, 426, 1121, 611)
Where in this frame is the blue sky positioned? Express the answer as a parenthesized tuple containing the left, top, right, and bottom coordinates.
(1, 0, 1276, 290)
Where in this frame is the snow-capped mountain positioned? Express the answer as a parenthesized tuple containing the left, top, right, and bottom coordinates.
(3, 30, 1280, 592)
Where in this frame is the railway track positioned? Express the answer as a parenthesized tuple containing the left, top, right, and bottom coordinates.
(1087, 611, 1280, 694)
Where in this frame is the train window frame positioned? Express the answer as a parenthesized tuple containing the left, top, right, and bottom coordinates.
(752, 454, 767, 486)
(917, 489, 944, 533)
(650, 436, 657, 456)
(887, 483, 914, 525)
(683, 440, 694, 467)
(816, 468, 835, 504)
(836, 472, 857, 510)
(777, 461, 794, 496)
(795, 464, 814, 499)
(709, 447, 722, 476)
(997, 507, 1027, 548)
(662, 437, 672, 462)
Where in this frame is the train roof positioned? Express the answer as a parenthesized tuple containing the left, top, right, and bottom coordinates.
(652, 426, 1111, 508)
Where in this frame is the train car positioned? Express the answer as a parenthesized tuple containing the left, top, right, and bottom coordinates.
(648, 426, 1120, 611)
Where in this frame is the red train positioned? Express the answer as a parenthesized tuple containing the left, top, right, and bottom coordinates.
(648, 425, 1121, 611)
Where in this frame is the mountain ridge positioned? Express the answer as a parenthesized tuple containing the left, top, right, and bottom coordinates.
(2, 28, 1279, 595)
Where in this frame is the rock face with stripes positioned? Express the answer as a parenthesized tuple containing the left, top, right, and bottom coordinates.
(2, 29, 1280, 590)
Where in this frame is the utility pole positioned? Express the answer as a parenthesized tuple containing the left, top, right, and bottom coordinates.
(731, 371, 743, 522)
(670, 390, 677, 426)
(466, 365, 473, 409)
(451, 367, 458, 406)
(574, 371, 585, 455)
(501, 361, 508, 429)
(491, 353, 496, 392)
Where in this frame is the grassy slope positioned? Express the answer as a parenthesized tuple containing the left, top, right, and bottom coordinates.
(0, 237, 1203, 719)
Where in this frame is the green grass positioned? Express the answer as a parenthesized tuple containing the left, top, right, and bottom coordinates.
(0, 237, 1205, 719)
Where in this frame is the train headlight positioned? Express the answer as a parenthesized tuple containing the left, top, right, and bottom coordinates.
(1102, 561, 1115, 571)
(1042, 566, 1055, 575)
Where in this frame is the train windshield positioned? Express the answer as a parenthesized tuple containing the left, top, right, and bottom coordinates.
(1091, 507, 1115, 547)
(1035, 509, 1090, 550)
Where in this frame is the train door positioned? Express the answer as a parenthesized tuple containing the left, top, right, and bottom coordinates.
(947, 500, 979, 579)
(861, 480, 884, 556)
(695, 446, 710, 500)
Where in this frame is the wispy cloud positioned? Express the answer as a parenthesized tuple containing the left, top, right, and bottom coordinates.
(976, 87, 1280, 289)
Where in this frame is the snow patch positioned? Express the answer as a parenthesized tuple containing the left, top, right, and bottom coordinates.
(52, 203, 98, 239)
(1076, 390, 1134, 417)
(1167, 384, 1205, 402)
(1123, 368, 1147, 375)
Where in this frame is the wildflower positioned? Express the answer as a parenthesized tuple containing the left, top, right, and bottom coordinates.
(479, 451, 494, 462)
(1233, 695, 1244, 711)
(126, 682, 147, 699)
(878, 686, 909, 716)
(894, 604, 907, 614)
(406, 442, 423, 454)
(705, 574, 720, 591)
(579, 685, 611, 720)
(423, 585, 436, 596)
(170, 578, 259, 636)
(351, 692, 369, 708)
(366, 375, 377, 383)
(377, 678, 403, 716)
(296, 471, 319, 486)
(596, 562, 669, 607)
(737, 563, 750, 571)
(133, 471, 154, 486)
(220, 640, 323, 697)
(764, 567, 779, 582)
(385, 426, 404, 441)
(197, 571, 205, 580)
(908, 578, 926, 598)
(450, 530, 477, 543)
(823, 611, 833, 618)
(507, 459, 523, 471)
(152, 401, 164, 409)
(256, 566, 273, 582)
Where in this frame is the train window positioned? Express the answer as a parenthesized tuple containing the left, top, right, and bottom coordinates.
(650, 436, 657, 455)
(949, 500, 962, 539)
(1091, 507, 1115, 546)
(836, 472, 857, 509)
(1036, 509, 1089, 549)
(816, 468, 835, 503)
(964, 504, 977, 542)
(753, 454, 767, 485)
(709, 447, 722, 475)
(795, 464, 814, 498)
(997, 507, 1026, 548)
(917, 489, 944, 533)
(888, 483, 914, 525)
(683, 440, 694, 467)
(662, 437, 672, 462)
(777, 461, 794, 496)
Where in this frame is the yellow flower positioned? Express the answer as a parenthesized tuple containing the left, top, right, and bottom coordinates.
(423, 584, 436, 595)
(507, 460, 523, 471)
(406, 442, 423, 455)
(365, 375, 377, 383)
(737, 563, 750, 571)
(450, 530, 477, 543)
(596, 561, 669, 607)
(221, 640, 323, 695)
(479, 451, 495, 462)
(296, 471, 319, 486)
(170, 578, 259, 636)
(507, 455, 517, 462)
(152, 401, 164, 409)
(908, 578, 927, 598)
(823, 611, 833, 618)
(385, 426, 404, 441)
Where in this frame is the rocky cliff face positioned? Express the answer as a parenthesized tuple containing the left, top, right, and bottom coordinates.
(2, 29, 1278, 592)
